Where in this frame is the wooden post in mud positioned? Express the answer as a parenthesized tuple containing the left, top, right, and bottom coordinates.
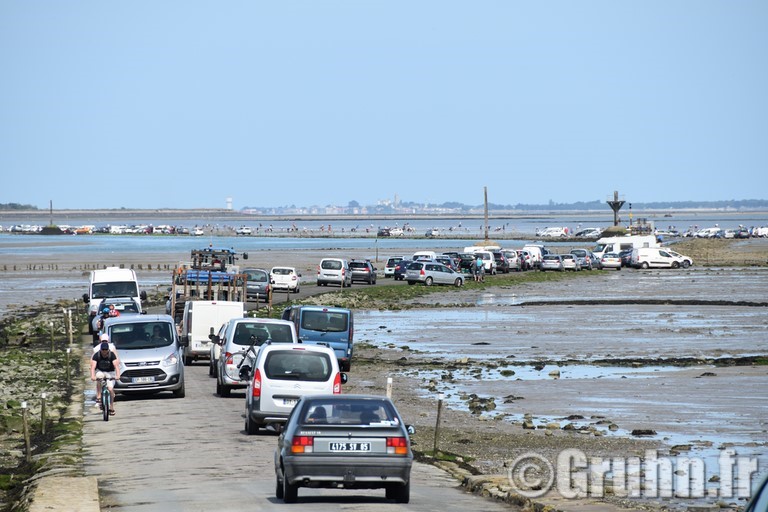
(49, 321, 54, 353)
(66, 348, 71, 389)
(434, 393, 444, 455)
(386, 377, 392, 398)
(41, 393, 47, 435)
(22, 401, 31, 462)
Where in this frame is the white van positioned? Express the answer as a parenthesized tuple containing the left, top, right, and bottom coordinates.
(243, 343, 347, 434)
(180, 300, 245, 365)
(316, 258, 352, 287)
(630, 248, 688, 269)
(592, 235, 658, 258)
(522, 244, 549, 268)
(83, 267, 147, 334)
(412, 251, 438, 261)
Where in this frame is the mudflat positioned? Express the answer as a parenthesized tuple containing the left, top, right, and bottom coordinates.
(2, 237, 767, 511)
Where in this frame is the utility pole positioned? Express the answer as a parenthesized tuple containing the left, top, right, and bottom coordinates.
(483, 186, 489, 242)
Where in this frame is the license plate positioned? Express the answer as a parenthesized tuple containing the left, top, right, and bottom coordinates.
(132, 376, 154, 383)
(329, 442, 371, 452)
(283, 398, 298, 406)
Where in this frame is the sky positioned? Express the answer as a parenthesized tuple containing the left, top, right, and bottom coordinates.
(1, 1, 767, 211)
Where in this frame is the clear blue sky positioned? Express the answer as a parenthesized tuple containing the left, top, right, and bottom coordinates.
(2, 1, 766, 210)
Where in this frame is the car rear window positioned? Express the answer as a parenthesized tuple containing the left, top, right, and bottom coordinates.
(321, 260, 342, 270)
(233, 322, 293, 345)
(407, 262, 423, 270)
(244, 271, 268, 282)
(349, 262, 367, 269)
(301, 311, 348, 332)
(301, 400, 398, 426)
(272, 268, 292, 275)
(264, 351, 332, 381)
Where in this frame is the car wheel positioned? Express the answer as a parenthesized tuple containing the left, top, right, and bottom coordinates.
(275, 474, 284, 500)
(425, 277, 433, 286)
(672, 261, 680, 269)
(294, 287, 300, 293)
(172, 380, 186, 398)
(387, 481, 410, 503)
(183, 355, 192, 366)
(641, 262, 649, 269)
(682, 261, 690, 268)
(245, 412, 261, 435)
(219, 384, 230, 398)
(454, 278, 463, 287)
(282, 473, 298, 503)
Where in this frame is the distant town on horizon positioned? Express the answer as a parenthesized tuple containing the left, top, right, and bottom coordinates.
(2, 198, 768, 216)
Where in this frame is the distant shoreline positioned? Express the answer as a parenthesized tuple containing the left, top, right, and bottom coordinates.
(2, 207, 767, 223)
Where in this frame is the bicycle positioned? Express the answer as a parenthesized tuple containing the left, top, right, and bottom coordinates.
(97, 377, 116, 421)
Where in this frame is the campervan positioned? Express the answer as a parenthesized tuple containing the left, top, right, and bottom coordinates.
(592, 235, 659, 259)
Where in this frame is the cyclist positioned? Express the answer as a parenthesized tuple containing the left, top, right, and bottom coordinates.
(91, 341, 121, 415)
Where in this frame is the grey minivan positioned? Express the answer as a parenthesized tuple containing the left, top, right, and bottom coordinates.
(103, 314, 185, 398)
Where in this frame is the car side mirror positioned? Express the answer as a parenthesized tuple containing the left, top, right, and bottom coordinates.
(140, 291, 148, 300)
(340, 373, 348, 384)
(82, 293, 89, 304)
(406, 425, 416, 436)
(239, 365, 251, 380)
(179, 335, 189, 347)
(209, 333, 220, 343)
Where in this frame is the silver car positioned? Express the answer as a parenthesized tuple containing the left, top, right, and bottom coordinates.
(211, 318, 298, 396)
(561, 254, 581, 271)
(405, 261, 464, 287)
(275, 394, 414, 503)
(539, 254, 564, 272)
(569, 248, 599, 270)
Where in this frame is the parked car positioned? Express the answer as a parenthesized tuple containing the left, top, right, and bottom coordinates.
(211, 318, 298, 396)
(457, 253, 477, 273)
(600, 252, 622, 270)
(405, 261, 464, 287)
(242, 343, 347, 434)
(492, 251, 510, 273)
(349, 260, 377, 284)
(235, 226, 252, 235)
(393, 259, 412, 281)
(561, 254, 581, 271)
(383, 257, 405, 278)
(539, 254, 564, 272)
(389, 227, 404, 237)
(243, 268, 271, 302)
(317, 258, 352, 287)
(573, 227, 603, 238)
(618, 248, 634, 267)
(502, 250, 521, 271)
(434, 256, 458, 271)
(275, 394, 414, 503)
(270, 266, 301, 293)
(517, 250, 533, 271)
(376, 228, 390, 237)
(537, 227, 568, 237)
(425, 228, 439, 237)
(570, 248, 600, 270)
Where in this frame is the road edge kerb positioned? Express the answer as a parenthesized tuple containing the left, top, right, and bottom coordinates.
(26, 343, 100, 512)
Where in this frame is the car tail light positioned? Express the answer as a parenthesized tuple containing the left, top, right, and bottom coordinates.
(225, 352, 234, 365)
(386, 437, 408, 455)
(251, 369, 262, 398)
(333, 372, 342, 394)
(291, 436, 314, 454)
(420, 269, 425, 276)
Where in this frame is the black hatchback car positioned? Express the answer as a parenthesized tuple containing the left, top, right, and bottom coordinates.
(393, 259, 412, 281)
(349, 260, 377, 285)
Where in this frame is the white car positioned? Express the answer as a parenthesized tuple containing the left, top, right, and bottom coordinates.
(236, 226, 253, 235)
(271, 266, 301, 292)
(389, 227, 404, 236)
(243, 343, 347, 434)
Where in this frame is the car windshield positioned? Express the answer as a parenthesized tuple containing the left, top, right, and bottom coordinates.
(264, 351, 331, 381)
(300, 399, 399, 426)
(301, 311, 348, 332)
(92, 281, 139, 299)
(110, 322, 173, 349)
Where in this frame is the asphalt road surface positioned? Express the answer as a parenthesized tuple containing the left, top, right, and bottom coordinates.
(81, 358, 512, 512)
